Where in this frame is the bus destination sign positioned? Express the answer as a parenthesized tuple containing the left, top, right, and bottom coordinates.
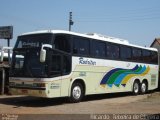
(0, 26, 13, 39)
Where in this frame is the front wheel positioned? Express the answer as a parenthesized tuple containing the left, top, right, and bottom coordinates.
(69, 82, 84, 103)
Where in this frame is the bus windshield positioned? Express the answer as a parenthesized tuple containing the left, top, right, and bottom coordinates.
(10, 48, 49, 78)
(10, 33, 73, 78)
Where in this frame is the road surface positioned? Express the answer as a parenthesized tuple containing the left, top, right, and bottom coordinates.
(0, 92, 160, 114)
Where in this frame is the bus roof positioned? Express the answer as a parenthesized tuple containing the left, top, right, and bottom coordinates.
(20, 30, 158, 52)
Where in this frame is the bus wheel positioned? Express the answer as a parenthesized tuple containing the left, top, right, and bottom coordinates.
(133, 81, 140, 95)
(69, 82, 84, 103)
(141, 81, 148, 94)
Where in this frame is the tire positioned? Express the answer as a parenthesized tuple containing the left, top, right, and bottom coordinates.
(69, 82, 84, 103)
(133, 81, 140, 95)
(141, 81, 148, 94)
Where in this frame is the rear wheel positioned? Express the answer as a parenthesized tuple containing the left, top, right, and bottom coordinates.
(141, 81, 148, 94)
(133, 81, 140, 95)
(69, 82, 84, 103)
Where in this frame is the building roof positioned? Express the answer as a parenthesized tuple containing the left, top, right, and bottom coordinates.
(150, 38, 160, 47)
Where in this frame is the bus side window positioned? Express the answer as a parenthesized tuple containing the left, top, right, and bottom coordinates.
(120, 46, 132, 61)
(132, 48, 142, 62)
(54, 35, 71, 53)
(91, 40, 106, 58)
(106, 43, 120, 60)
(73, 36, 90, 56)
(150, 51, 158, 64)
(142, 50, 151, 63)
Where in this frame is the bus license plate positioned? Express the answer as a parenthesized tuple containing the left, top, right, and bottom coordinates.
(21, 90, 28, 94)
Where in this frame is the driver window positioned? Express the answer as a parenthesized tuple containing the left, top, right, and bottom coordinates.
(50, 55, 61, 76)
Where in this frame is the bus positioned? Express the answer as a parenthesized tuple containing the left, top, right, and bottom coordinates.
(9, 30, 159, 102)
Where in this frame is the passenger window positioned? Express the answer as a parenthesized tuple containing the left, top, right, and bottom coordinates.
(106, 43, 120, 59)
(120, 46, 132, 61)
(151, 51, 158, 64)
(132, 48, 142, 61)
(91, 40, 106, 58)
(73, 36, 90, 56)
(142, 50, 151, 63)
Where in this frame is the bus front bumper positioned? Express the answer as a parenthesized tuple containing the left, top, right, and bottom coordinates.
(9, 87, 48, 97)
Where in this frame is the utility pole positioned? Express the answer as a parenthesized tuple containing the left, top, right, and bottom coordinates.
(69, 12, 74, 31)
(7, 38, 11, 64)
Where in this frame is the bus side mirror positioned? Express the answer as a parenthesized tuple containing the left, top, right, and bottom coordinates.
(0, 51, 4, 62)
(40, 44, 52, 63)
(40, 49, 46, 63)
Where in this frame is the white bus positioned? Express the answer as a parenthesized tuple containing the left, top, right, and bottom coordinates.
(9, 30, 159, 102)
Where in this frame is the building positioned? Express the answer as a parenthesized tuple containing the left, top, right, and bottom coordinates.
(150, 37, 160, 70)
(150, 38, 160, 61)
(150, 37, 160, 91)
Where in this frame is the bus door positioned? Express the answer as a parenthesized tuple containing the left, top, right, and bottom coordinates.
(50, 50, 71, 97)
(50, 54, 62, 97)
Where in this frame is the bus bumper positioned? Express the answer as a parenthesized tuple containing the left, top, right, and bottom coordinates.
(9, 87, 48, 97)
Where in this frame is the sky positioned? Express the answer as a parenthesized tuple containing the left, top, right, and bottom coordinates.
(0, 0, 160, 47)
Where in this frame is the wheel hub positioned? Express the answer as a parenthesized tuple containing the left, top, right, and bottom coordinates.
(73, 86, 81, 100)
(141, 83, 146, 93)
(134, 83, 139, 93)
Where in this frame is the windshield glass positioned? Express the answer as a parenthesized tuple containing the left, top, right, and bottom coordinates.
(15, 33, 53, 48)
(10, 48, 49, 77)
(10, 33, 72, 78)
